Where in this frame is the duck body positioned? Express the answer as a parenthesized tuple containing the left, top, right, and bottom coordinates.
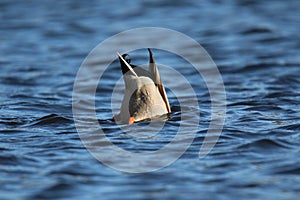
(114, 49, 171, 124)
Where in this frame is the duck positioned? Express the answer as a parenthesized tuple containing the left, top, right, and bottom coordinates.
(113, 48, 171, 124)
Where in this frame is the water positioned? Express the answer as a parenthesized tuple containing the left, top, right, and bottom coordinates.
(1, 0, 300, 199)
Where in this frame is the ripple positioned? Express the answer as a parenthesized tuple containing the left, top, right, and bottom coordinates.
(237, 138, 292, 152)
(279, 123, 300, 131)
(0, 154, 19, 165)
(241, 27, 273, 35)
(275, 166, 300, 175)
(30, 114, 73, 126)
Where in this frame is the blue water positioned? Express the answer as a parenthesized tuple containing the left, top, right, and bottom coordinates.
(1, 0, 300, 199)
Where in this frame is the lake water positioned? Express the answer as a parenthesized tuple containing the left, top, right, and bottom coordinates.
(1, 0, 300, 199)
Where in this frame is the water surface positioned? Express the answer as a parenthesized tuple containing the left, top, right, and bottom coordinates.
(1, 0, 300, 199)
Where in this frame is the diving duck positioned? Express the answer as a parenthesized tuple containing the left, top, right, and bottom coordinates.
(113, 48, 171, 124)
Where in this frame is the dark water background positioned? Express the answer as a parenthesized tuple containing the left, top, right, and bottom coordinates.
(1, 0, 300, 199)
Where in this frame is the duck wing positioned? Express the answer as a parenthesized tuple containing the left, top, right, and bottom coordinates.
(148, 48, 171, 113)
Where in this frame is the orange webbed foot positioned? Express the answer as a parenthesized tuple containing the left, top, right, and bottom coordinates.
(128, 117, 135, 125)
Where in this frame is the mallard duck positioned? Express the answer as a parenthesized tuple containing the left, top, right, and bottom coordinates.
(113, 48, 171, 124)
